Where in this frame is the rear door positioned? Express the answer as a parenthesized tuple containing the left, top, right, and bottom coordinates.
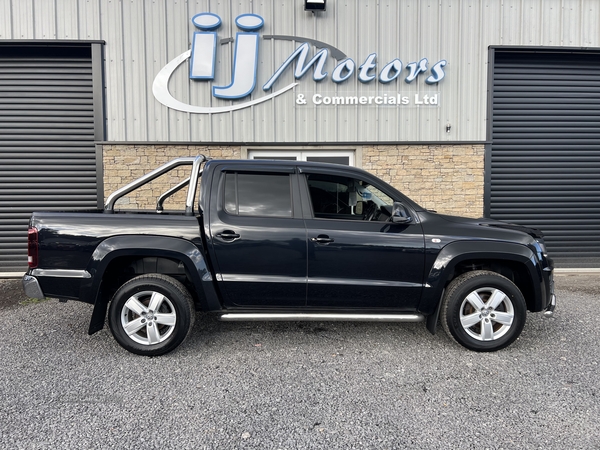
(207, 163, 307, 307)
(300, 170, 425, 310)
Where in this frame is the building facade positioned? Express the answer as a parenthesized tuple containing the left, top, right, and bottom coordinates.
(1, 0, 600, 273)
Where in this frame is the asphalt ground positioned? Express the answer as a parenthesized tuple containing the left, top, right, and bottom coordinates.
(0, 274, 598, 449)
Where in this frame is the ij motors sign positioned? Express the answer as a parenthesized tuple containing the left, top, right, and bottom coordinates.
(153, 12, 447, 114)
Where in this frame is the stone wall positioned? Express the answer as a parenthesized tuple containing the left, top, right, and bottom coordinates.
(362, 145, 485, 218)
(103, 144, 485, 217)
(102, 144, 241, 210)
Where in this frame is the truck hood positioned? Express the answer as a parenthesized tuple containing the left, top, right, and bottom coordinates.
(429, 213, 545, 241)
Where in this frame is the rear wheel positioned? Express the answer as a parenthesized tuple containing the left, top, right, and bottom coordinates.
(108, 274, 195, 356)
(441, 271, 526, 352)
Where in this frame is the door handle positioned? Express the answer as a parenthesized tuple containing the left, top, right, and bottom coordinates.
(217, 230, 241, 241)
(310, 235, 334, 245)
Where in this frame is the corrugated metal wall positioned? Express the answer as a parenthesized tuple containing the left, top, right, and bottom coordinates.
(3, 0, 600, 143)
(490, 50, 600, 268)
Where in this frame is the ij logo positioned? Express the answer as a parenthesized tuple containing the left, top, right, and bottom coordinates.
(152, 13, 447, 114)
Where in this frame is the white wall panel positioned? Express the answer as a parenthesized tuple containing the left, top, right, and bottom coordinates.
(78, 0, 101, 40)
(0, 0, 13, 39)
(457, 0, 482, 142)
(12, 0, 34, 39)
(4, 0, 600, 143)
(122, 0, 147, 141)
(541, 0, 562, 45)
(521, 0, 543, 46)
(145, 0, 169, 141)
(165, 0, 191, 141)
(56, 0, 80, 39)
(581, 0, 600, 47)
(101, 0, 126, 141)
(33, 0, 56, 39)
(270, 0, 296, 143)
(333, 0, 359, 142)
(376, 0, 399, 142)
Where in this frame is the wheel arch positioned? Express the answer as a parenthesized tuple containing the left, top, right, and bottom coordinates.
(423, 241, 544, 334)
(83, 235, 221, 335)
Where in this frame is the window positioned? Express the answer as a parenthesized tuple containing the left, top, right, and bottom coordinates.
(248, 150, 355, 166)
(307, 174, 394, 221)
(224, 173, 292, 217)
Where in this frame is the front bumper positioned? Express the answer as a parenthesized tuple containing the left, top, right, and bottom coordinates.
(22, 275, 45, 299)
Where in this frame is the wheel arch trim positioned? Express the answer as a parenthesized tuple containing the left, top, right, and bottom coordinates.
(422, 240, 543, 329)
(84, 235, 220, 334)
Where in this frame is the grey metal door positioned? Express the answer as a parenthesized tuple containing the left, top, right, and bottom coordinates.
(0, 43, 104, 273)
(489, 49, 600, 268)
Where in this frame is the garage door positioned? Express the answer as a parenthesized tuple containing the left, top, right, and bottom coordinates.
(0, 43, 104, 274)
(489, 50, 600, 268)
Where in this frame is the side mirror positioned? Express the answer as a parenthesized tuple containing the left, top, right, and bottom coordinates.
(392, 202, 412, 224)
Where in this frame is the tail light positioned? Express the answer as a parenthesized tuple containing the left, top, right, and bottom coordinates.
(28, 227, 38, 268)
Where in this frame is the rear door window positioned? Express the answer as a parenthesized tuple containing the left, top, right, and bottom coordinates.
(224, 172, 292, 218)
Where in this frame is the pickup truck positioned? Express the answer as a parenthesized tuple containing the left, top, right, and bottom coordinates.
(22, 155, 556, 356)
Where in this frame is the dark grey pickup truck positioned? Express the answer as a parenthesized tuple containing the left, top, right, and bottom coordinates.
(23, 156, 556, 355)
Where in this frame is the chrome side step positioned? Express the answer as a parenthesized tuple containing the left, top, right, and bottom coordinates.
(543, 294, 556, 318)
(218, 313, 425, 322)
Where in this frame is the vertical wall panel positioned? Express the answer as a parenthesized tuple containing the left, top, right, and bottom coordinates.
(541, 1, 562, 45)
(419, 0, 442, 141)
(56, 0, 81, 39)
(122, 0, 147, 141)
(333, 0, 358, 142)
(294, 4, 317, 143)
(210, 0, 234, 143)
(78, 0, 101, 39)
(581, 0, 600, 46)
(101, 0, 126, 140)
(145, 0, 169, 141)
(11, 0, 34, 39)
(521, 0, 542, 46)
(561, 0, 582, 47)
(33, 0, 56, 39)
(271, 0, 296, 143)
(457, 0, 481, 142)
(355, 0, 379, 143)
(165, 0, 191, 141)
(0, 0, 13, 39)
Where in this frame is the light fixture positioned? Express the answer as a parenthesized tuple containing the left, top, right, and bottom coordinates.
(305, 0, 326, 12)
(446, 123, 451, 133)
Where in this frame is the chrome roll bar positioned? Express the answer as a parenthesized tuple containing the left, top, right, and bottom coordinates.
(104, 155, 208, 215)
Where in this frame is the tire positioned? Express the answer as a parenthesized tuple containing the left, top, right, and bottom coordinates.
(108, 274, 195, 356)
(441, 270, 526, 352)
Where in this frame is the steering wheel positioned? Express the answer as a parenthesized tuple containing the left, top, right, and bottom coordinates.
(364, 203, 378, 221)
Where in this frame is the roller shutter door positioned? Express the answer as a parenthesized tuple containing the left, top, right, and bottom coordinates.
(490, 50, 600, 268)
(0, 43, 103, 274)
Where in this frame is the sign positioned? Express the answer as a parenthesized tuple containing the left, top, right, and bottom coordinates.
(153, 13, 447, 114)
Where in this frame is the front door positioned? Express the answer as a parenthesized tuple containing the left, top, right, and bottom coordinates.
(302, 172, 425, 309)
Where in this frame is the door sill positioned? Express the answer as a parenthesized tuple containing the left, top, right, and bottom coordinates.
(218, 312, 425, 322)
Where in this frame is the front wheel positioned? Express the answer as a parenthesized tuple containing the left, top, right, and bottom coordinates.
(441, 271, 527, 352)
(108, 274, 195, 356)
